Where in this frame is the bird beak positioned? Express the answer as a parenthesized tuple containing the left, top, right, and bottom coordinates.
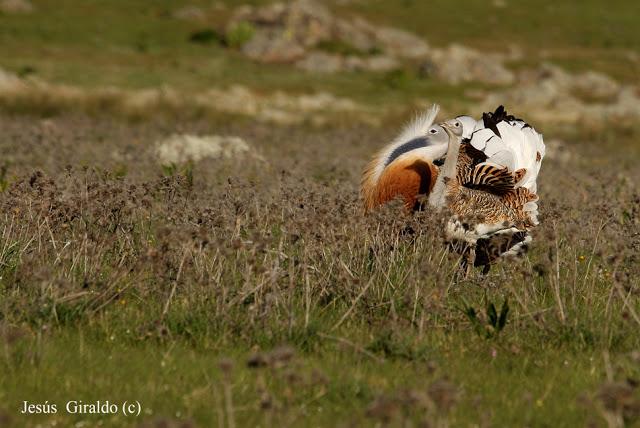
(440, 123, 461, 140)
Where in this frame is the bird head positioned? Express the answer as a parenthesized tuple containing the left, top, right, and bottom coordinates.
(453, 116, 478, 139)
(440, 120, 464, 146)
(424, 123, 450, 144)
(423, 124, 450, 162)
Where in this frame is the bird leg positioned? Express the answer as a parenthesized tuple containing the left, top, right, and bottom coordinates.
(464, 245, 476, 278)
(481, 263, 491, 275)
(454, 243, 476, 281)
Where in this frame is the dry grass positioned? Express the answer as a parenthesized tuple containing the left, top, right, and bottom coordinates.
(0, 114, 639, 426)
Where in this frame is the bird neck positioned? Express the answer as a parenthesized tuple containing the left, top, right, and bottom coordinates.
(441, 135, 461, 181)
(428, 131, 461, 208)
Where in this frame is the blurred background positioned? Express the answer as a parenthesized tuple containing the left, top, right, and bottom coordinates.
(1, 0, 639, 124)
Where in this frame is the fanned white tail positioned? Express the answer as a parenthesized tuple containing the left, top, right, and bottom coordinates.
(361, 104, 450, 211)
(368, 104, 441, 186)
(465, 108, 545, 225)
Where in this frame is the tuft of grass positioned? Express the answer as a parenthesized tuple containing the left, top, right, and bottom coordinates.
(225, 21, 255, 49)
(463, 297, 509, 339)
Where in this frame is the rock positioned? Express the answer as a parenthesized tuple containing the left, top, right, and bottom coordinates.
(172, 6, 206, 21)
(0, 67, 23, 92)
(515, 64, 619, 99)
(296, 52, 344, 73)
(195, 85, 363, 125)
(429, 44, 515, 85)
(241, 29, 306, 63)
(227, 1, 536, 85)
(522, 63, 572, 88)
(373, 27, 430, 59)
(231, 0, 334, 64)
(122, 86, 181, 112)
(481, 84, 584, 124)
(342, 56, 366, 71)
(364, 55, 401, 72)
(290, 91, 357, 112)
(343, 55, 400, 72)
(228, 0, 427, 70)
(479, 62, 640, 124)
(0, 0, 33, 13)
(572, 71, 620, 99)
(296, 50, 400, 74)
(284, 0, 334, 48)
(585, 86, 640, 121)
(232, 3, 286, 26)
(333, 18, 377, 52)
(198, 85, 260, 116)
(155, 135, 252, 165)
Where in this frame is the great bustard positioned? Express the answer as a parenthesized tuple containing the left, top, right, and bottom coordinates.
(361, 105, 545, 273)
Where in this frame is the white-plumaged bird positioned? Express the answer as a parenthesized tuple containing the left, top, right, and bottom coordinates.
(361, 105, 546, 273)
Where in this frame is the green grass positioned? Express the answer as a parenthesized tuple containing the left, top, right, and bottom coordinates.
(2, 317, 634, 427)
(1, 1, 640, 426)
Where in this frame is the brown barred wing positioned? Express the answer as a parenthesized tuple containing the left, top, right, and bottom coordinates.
(465, 163, 516, 195)
(455, 143, 487, 184)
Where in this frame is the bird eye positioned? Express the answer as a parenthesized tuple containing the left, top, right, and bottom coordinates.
(429, 129, 437, 134)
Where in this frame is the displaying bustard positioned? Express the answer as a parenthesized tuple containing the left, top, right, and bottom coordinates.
(361, 105, 545, 273)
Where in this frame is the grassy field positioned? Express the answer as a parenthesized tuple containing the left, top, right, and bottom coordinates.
(1, 1, 640, 427)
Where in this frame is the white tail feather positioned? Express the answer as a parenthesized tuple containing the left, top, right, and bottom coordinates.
(368, 104, 440, 186)
(470, 118, 545, 193)
(468, 111, 545, 225)
(399, 104, 440, 144)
